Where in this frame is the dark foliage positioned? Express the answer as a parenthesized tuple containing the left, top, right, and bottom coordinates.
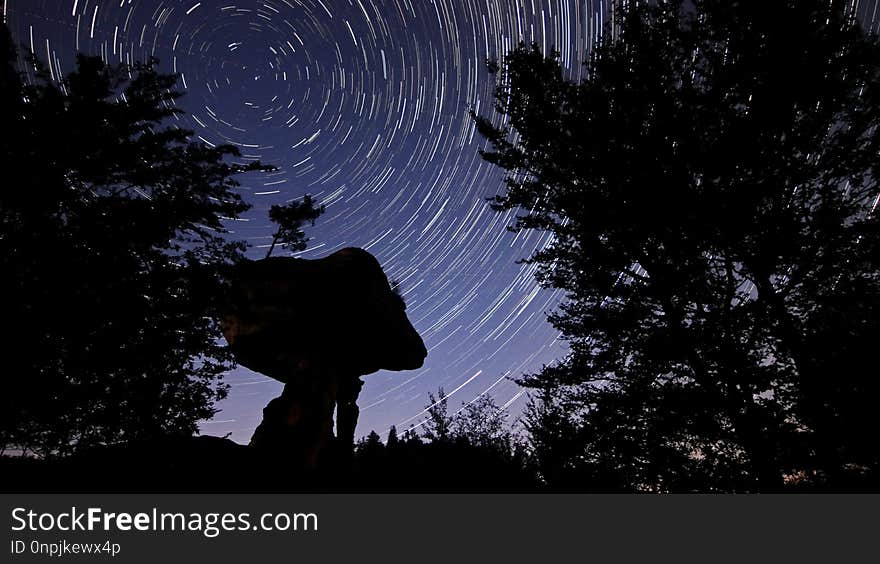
(265, 194, 325, 258)
(474, 1, 880, 491)
(0, 389, 536, 492)
(0, 23, 270, 456)
(350, 392, 535, 491)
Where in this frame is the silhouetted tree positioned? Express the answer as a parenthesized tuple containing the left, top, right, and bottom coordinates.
(421, 388, 521, 453)
(522, 388, 591, 489)
(386, 425, 399, 449)
(0, 23, 270, 456)
(421, 388, 453, 443)
(355, 430, 385, 458)
(401, 426, 421, 445)
(475, 1, 880, 490)
(265, 194, 325, 258)
(452, 395, 517, 455)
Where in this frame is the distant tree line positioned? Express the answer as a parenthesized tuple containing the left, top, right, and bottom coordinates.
(353, 390, 535, 491)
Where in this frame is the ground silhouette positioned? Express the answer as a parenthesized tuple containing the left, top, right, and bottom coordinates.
(0, 434, 536, 493)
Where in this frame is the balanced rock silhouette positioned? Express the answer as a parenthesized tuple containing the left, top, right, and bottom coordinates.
(221, 247, 427, 467)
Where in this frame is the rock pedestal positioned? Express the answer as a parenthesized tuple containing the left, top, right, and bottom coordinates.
(220, 248, 426, 467)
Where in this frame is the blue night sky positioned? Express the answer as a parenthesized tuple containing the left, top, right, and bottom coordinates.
(7, 0, 880, 444)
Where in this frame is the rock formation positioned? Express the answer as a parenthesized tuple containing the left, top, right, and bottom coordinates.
(221, 247, 427, 466)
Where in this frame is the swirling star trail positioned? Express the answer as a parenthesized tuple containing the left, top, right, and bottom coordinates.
(7, 0, 880, 442)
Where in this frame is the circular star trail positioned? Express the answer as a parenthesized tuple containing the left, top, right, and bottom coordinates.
(7, 0, 880, 443)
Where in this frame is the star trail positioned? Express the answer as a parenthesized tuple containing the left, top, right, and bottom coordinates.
(6, 0, 880, 444)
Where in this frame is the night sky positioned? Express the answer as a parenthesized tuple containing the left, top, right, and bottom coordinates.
(6, 0, 880, 444)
